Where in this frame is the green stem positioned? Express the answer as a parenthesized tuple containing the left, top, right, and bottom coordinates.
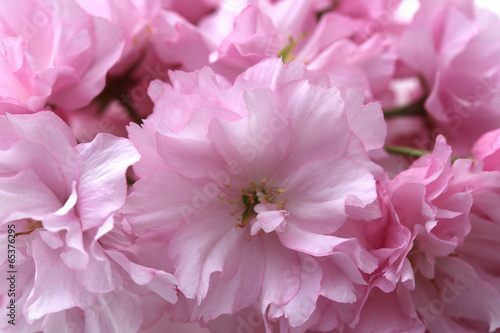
(383, 96, 427, 119)
(385, 145, 467, 163)
(384, 145, 431, 159)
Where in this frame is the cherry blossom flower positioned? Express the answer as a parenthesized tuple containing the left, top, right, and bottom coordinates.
(198, 0, 400, 101)
(342, 179, 423, 333)
(122, 58, 388, 331)
(0, 111, 177, 332)
(0, 0, 124, 112)
(399, 0, 500, 155)
(361, 135, 500, 332)
(67, 0, 214, 141)
(1, 1, 500, 332)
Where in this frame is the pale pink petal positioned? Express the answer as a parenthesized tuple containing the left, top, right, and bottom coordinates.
(278, 159, 377, 234)
(84, 289, 143, 333)
(155, 130, 227, 179)
(0, 169, 62, 222)
(127, 121, 170, 179)
(320, 253, 367, 304)
(472, 128, 500, 171)
(47, 16, 125, 109)
(273, 81, 349, 177)
(438, 257, 500, 331)
(0, 141, 71, 204)
(106, 249, 178, 304)
(76, 133, 140, 231)
(169, 208, 252, 301)
(251, 203, 288, 235)
(257, 235, 301, 311)
(343, 89, 387, 151)
(268, 254, 322, 327)
(189, 239, 265, 321)
(347, 286, 425, 333)
(24, 239, 95, 322)
(122, 173, 211, 233)
(207, 86, 290, 179)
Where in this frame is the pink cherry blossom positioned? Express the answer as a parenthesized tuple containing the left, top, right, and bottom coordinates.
(367, 135, 500, 332)
(399, 0, 500, 155)
(67, 0, 213, 141)
(122, 58, 387, 331)
(198, 0, 399, 101)
(74, 0, 211, 74)
(0, 111, 178, 332)
(0, 0, 124, 112)
(389, 136, 472, 266)
(439, 132, 500, 332)
(1, 1, 500, 332)
(342, 180, 423, 332)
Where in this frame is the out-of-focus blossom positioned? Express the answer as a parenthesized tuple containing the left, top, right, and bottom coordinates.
(399, 0, 500, 155)
(389, 136, 472, 268)
(197, 0, 401, 101)
(70, 0, 214, 141)
(0, 0, 124, 112)
(341, 177, 424, 332)
(75, 0, 212, 74)
(363, 136, 500, 332)
(441, 130, 500, 332)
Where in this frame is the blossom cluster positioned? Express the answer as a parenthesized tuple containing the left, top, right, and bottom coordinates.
(1, 0, 500, 332)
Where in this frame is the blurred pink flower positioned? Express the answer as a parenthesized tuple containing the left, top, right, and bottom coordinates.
(198, 0, 399, 101)
(0, 0, 124, 111)
(342, 178, 423, 332)
(399, 0, 500, 155)
(122, 58, 387, 331)
(440, 131, 500, 332)
(389, 136, 472, 266)
(69, 0, 214, 140)
(364, 135, 500, 332)
(74, 0, 211, 74)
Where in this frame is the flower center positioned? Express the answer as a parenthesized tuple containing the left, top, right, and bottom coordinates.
(223, 179, 287, 229)
(278, 33, 308, 64)
(15, 218, 43, 237)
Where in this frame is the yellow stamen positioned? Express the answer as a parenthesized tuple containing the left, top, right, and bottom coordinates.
(278, 33, 308, 64)
(15, 218, 43, 236)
